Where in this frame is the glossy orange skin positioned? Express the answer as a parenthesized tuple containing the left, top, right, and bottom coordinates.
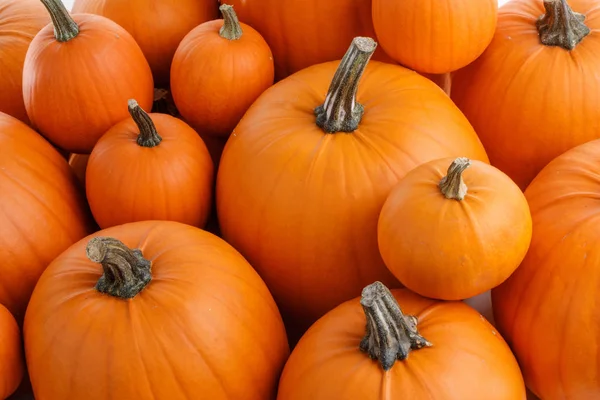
(72, 0, 218, 87)
(221, 0, 396, 80)
(86, 113, 214, 229)
(0, 0, 49, 124)
(171, 17, 274, 138)
(451, 0, 600, 190)
(492, 139, 600, 399)
(278, 288, 526, 399)
(24, 220, 290, 399)
(373, 0, 497, 74)
(0, 112, 94, 323)
(378, 157, 532, 300)
(216, 60, 489, 341)
(0, 304, 24, 399)
(68, 153, 90, 188)
(23, 13, 154, 154)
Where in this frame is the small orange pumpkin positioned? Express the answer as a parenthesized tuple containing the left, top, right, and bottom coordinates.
(86, 100, 214, 229)
(23, 0, 154, 153)
(378, 157, 532, 300)
(277, 282, 527, 399)
(0, 303, 24, 399)
(171, 4, 274, 138)
(24, 220, 290, 399)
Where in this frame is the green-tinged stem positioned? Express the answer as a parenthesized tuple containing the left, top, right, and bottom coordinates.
(359, 282, 432, 371)
(536, 0, 590, 50)
(314, 37, 377, 133)
(86, 237, 152, 299)
(128, 99, 162, 147)
(40, 0, 79, 42)
(219, 4, 243, 40)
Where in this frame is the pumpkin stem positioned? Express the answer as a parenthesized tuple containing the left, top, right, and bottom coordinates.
(359, 282, 432, 371)
(40, 0, 79, 42)
(536, 0, 590, 50)
(86, 237, 152, 299)
(439, 157, 471, 201)
(128, 99, 162, 147)
(315, 37, 377, 133)
(219, 4, 243, 40)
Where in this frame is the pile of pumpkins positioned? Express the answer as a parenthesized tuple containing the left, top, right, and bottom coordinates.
(1, 0, 599, 398)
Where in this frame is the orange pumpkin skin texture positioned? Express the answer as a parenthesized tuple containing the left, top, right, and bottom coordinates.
(72, 0, 218, 87)
(372, 0, 497, 74)
(491, 139, 600, 399)
(23, 0, 154, 154)
(220, 0, 396, 80)
(24, 220, 290, 400)
(0, 0, 50, 124)
(0, 112, 94, 323)
(86, 100, 214, 230)
(216, 38, 489, 341)
(277, 282, 527, 400)
(378, 157, 532, 300)
(451, 0, 600, 190)
(0, 304, 24, 399)
(171, 5, 274, 138)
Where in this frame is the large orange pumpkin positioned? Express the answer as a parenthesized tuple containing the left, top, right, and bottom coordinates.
(86, 100, 214, 229)
(451, 0, 600, 190)
(171, 4, 274, 138)
(24, 220, 290, 399)
(0, 304, 23, 399)
(72, 0, 218, 87)
(278, 281, 527, 399)
(372, 0, 497, 74)
(492, 138, 600, 399)
(0, 0, 49, 124)
(23, 0, 154, 154)
(216, 37, 489, 342)
(0, 112, 94, 323)
(220, 0, 395, 80)
(378, 157, 532, 300)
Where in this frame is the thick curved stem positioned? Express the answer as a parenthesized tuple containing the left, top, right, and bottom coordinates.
(359, 282, 432, 371)
(128, 99, 162, 147)
(219, 4, 243, 40)
(40, 0, 79, 42)
(315, 37, 377, 133)
(86, 237, 152, 299)
(536, 0, 590, 50)
(439, 157, 471, 201)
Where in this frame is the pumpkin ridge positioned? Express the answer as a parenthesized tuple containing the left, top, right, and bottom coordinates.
(40, 0, 79, 42)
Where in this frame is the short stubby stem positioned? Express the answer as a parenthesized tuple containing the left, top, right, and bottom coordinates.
(315, 37, 377, 133)
(359, 281, 432, 371)
(219, 4, 243, 40)
(86, 237, 152, 299)
(40, 0, 80, 42)
(536, 0, 590, 50)
(128, 99, 162, 147)
(439, 157, 471, 201)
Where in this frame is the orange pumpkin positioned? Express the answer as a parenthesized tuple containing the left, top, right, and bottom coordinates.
(23, 0, 154, 154)
(492, 138, 600, 399)
(171, 4, 274, 138)
(0, 112, 94, 323)
(86, 100, 214, 229)
(372, 0, 497, 74)
(220, 0, 396, 80)
(72, 0, 218, 87)
(278, 282, 527, 399)
(216, 37, 489, 342)
(378, 157, 532, 300)
(451, 0, 600, 190)
(24, 220, 290, 399)
(0, 0, 49, 124)
(68, 153, 90, 188)
(0, 304, 24, 399)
